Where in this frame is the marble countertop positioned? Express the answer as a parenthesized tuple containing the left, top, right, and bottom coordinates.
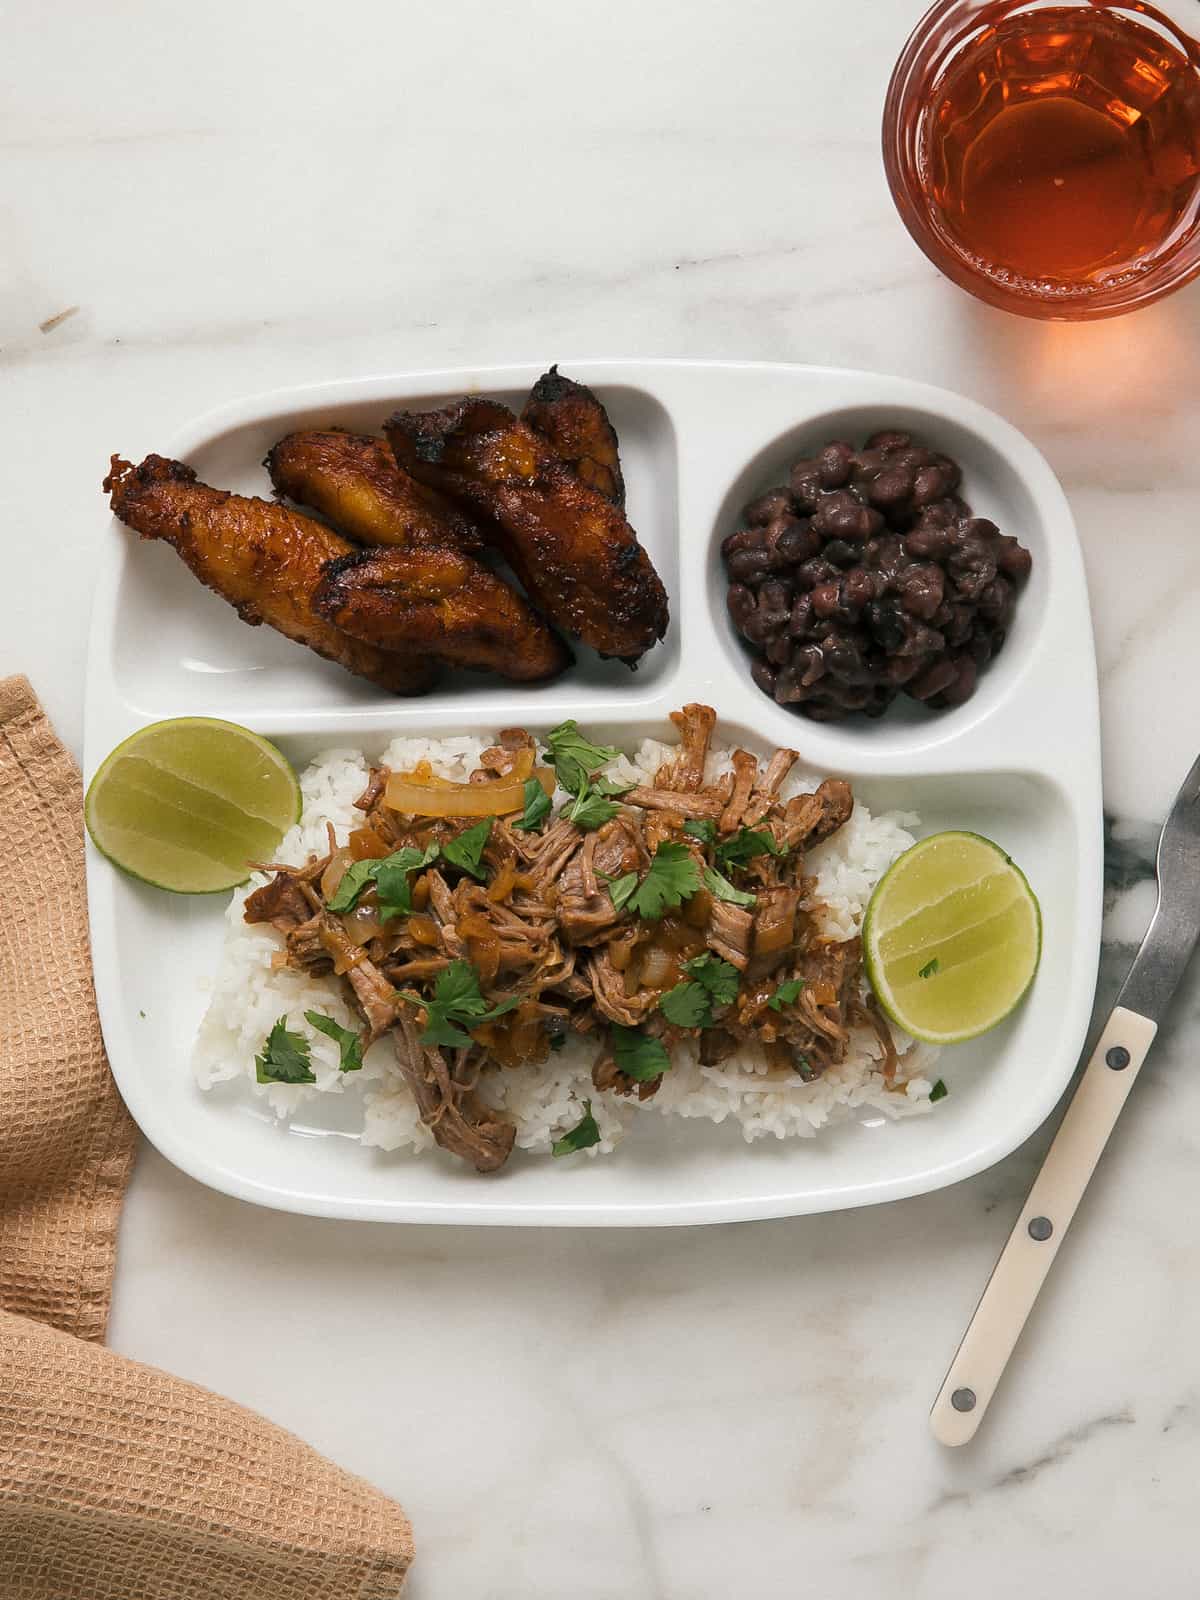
(8, 2, 1200, 1593)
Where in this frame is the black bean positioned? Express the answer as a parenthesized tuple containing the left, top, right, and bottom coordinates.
(866, 466, 915, 511)
(843, 568, 876, 612)
(722, 526, 762, 559)
(867, 598, 906, 652)
(751, 659, 779, 697)
(739, 606, 776, 646)
(903, 521, 949, 560)
(826, 539, 863, 570)
(899, 564, 944, 620)
(727, 584, 757, 628)
(773, 663, 806, 704)
(913, 465, 950, 506)
(794, 556, 838, 591)
(968, 629, 994, 666)
(759, 578, 792, 616)
(824, 633, 866, 682)
(776, 520, 820, 565)
(818, 441, 854, 488)
(762, 515, 804, 563)
(938, 656, 977, 706)
(744, 488, 796, 526)
(943, 604, 975, 647)
(977, 576, 1011, 624)
(793, 643, 826, 687)
(788, 464, 824, 511)
(909, 658, 959, 700)
(997, 536, 1033, 580)
(788, 593, 814, 637)
(727, 547, 772, 583)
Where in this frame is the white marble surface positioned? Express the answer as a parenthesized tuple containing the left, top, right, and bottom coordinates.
(7, 2, 1200, 1594)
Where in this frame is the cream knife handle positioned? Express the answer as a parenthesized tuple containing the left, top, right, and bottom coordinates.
(930, 1006, 1157, 1446)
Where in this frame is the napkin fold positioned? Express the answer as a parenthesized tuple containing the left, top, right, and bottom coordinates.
(0, 677, 414, 1597)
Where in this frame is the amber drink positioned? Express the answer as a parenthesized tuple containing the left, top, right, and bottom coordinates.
(884, 1, 1200, 318)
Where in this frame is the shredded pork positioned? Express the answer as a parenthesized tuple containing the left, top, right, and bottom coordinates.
(244, 703, 874, 1172)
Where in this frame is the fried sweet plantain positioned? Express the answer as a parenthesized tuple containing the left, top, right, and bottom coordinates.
(104, 454, 436, 695)
(269, 425, 569, 682)
(385, 399, 668, 663)
(315, 546, 571, 681)
(521, 366, 625, 507)
(265, 429, 482, 551)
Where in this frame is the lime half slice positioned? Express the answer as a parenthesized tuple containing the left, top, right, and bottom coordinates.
(864, 830, 1041, 1045)
(85, 717, 300, 893)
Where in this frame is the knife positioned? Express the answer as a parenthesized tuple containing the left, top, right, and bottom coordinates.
(930, 751, 1200, 1446)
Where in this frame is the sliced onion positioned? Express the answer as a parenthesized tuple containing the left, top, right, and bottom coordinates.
(349, 827, 389, 862)
(508, 746, 535, 782)
(638, 943, 676, 991)
(754, 917, 795, 957)
(467, 933, 501, 983)
(320, 846, 354, 901)
(385, 765, 554, 818)
(344, 902, 382, 946)
(488, 860, 517, 903)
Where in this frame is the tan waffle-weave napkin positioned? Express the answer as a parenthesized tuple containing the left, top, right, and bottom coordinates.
(0, 676, 414, 1598)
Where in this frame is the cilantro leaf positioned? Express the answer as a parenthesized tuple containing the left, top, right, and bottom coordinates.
(768, 978, 806, 1012)
(326, 857, 382, 914)
(683, 818, 717, 846)
(629, 842, 702, 920)
(919, 957, 940, 979)
(715, 827, 784, 871)
(513, 777, 551, 833)
(600, 870, 639, 912)
(930, 1078, 948, 1102)
(568, 787, 621, 831)
(681, 953, 740, 1008)
(659, 981, 711, 1027)
(305, 1011, 364, 1073)
(543, 719, 621, 795)
(374, 841, 442, 921)
(255, 1017, 316, 1085)
(552, 1100, 602, 1157)
(702, 865, 757, 907)
(399, 959, 520, 1050)
(417, 1012, 478, 1050)
(442, 817, 494, 880)
(611, 1025, 671, 1081)
(659, 954, 739, 1029)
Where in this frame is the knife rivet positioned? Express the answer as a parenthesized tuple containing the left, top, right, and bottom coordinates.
(1028, 1216, 1053, 1241)
(1106, 1046, 1131, 1071)
(951, 1388, 977, 1413)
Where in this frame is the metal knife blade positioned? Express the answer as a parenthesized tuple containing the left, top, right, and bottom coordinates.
(1115, 750, 1200, 1024)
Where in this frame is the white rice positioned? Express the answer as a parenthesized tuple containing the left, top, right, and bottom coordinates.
(193, 733, 939, 1159)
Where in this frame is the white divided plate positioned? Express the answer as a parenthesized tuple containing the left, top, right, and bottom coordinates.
(85, 361, 1101, 1226)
